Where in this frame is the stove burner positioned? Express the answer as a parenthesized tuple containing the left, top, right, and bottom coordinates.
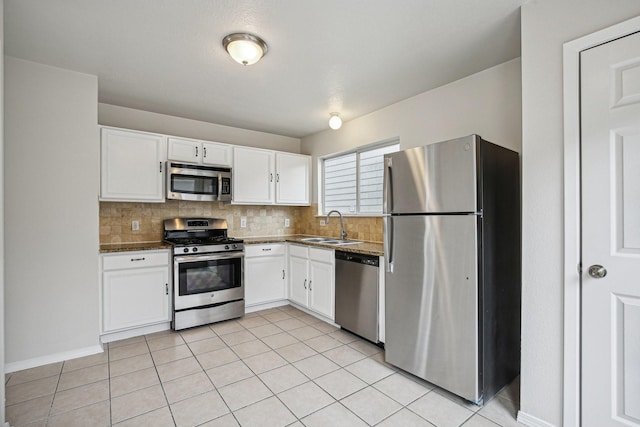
(163, 217, 244, 255)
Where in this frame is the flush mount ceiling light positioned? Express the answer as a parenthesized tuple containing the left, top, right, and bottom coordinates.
(329, 112, 342, 130)
(222, 33, 268, 66)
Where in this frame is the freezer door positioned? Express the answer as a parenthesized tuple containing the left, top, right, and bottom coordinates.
(383, 135, 478, 214)
(384, 214, 480, 402)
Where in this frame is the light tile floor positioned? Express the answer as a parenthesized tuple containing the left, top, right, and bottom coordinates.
(5, 305, 523, 426)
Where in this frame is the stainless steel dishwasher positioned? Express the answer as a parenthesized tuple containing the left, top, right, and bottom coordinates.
(335, 250, 380, 343)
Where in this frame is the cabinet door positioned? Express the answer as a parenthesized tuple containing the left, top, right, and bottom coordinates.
(167, 137, 199, 163)
(288, 256, 309, 306)
(276, 152, 311, 205)
(309, 260, 335, 320)
(202, 142, 233, 167)
(100, 128, 166, 202)
(245, 255, 286, 306)
(103, 266, 170, 332)
(232, 147, 275, 204)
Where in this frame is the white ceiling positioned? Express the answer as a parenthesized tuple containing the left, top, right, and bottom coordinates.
(4, 0, 524, 138)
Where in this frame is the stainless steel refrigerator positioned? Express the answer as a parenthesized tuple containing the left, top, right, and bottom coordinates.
(383, 134, 520, 404)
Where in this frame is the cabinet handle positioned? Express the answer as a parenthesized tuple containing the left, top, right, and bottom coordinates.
(130, 257, 145, 262)
(262, 248, 272, 252)
(165, 283, 169, 295)
(203, 147, 207, 158)
(270, 173, 273, 182)
(159, 162, 162, 173)
(276, 173, 280, 183)
(195, 146, 199, 157)
(303, 279, 307, 289)
(282, 269, 285, 279)
(309, 280, 312, 291)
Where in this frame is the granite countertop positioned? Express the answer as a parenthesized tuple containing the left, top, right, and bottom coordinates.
(99, 242, 172, 253)
(100, 235, 384, 256)
(242, 234, 384, 257)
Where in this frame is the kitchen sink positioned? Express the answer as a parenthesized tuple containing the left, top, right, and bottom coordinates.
(299, 237, 362, 246)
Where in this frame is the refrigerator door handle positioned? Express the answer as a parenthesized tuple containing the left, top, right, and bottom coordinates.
(384, 157, 393, 214)
(383, 216, 394, 273)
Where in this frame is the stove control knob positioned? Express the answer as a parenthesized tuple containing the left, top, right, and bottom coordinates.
(225, 245, 230, 250)
(183, 248, 189, 253)
(232, 244, 237, 249)
(193, 247, 198, 253)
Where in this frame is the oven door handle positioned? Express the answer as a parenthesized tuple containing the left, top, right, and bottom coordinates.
(174, 253, 244, 263)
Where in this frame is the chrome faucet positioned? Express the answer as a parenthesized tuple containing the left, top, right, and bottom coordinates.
(326, 210, 347, 240)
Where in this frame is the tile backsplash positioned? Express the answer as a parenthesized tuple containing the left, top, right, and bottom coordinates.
(99, 201, 300, 244)
(296, 205, 383, 243)
(99, 202, 383, 244)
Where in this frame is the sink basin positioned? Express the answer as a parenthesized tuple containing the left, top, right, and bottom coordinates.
(299, 237, 362, 246)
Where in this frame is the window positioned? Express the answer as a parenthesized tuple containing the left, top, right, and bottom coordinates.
(322, 141, 399, 215)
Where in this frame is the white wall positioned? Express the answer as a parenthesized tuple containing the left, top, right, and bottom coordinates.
(4, 57, 101, 368)
(520, 1, 640, 426)
(99, 103, 301, 153)
(0, 0, 6, 421)
(301, 58, 522, 201)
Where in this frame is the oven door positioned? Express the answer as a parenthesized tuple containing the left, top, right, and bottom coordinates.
(167, 163, 232, 202)
(173, 252, 244, 310)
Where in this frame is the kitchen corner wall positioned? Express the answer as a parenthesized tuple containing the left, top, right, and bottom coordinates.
(297, 204, 383, 242)
(100, 202, 383, 244)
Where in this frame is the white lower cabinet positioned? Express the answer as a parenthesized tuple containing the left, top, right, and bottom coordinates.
(101, 250, 171, 333)
(288, 245, 335, 320)
(244, 244, 287, 307)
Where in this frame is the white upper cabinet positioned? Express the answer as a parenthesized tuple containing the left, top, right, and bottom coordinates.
(275, 152, 311, 206)
(232, 146, 276, 204)
(233, 146, 311, 206)
(167, 137, 232, 166)
(100, 127, 166, 202)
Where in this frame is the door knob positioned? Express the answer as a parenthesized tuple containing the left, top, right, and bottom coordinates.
(588, 264, 607, 279)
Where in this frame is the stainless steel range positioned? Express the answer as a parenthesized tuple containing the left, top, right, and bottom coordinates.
(163, 218, 244, 330)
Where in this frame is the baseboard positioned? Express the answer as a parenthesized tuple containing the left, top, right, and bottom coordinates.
(5, 344, 104, 373)
(245, 300, 289, 313)
(517, 410, 557, 427)
(287, 302, 338, 326)
(100, 322, 171, 343)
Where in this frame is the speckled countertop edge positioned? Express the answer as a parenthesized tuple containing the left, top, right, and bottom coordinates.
(100, 242, 173, 253)
(242, 234, 384, 256)
(100, 235, 384, 256)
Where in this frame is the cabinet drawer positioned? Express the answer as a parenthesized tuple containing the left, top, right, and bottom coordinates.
(102, 250, 169, 271)
(245, 244, 286, 257)
(309, 247, 334, 263)
(288, 244, 309, 258)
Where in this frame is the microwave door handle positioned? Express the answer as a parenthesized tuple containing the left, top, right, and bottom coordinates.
(218, 173, 223, 198)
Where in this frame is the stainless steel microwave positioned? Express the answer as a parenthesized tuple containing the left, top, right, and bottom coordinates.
(166, 162, 232, 202)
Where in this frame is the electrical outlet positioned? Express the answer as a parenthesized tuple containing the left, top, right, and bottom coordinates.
(240, 216, 247, 228)
(320, 219, 326, 226)
(284, 218, 290, 227)
(131, 220, 140, 231)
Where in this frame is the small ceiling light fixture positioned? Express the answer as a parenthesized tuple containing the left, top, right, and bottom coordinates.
(329, 112, 342, 130)
(223, 33, 268, 66)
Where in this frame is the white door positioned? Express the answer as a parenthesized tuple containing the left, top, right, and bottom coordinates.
(288, 255, 309, 306)
(100, 128, 166, 202)
(275, 152, 311, 205)
(167, 137, 199, 163)
(309, 260, 334, 320)
(232, 146, 275, 204)
(581, 30, 640, 426)
(245, 255, 286, 306)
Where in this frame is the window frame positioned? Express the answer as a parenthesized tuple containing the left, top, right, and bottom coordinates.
(318, 138, 399, 217)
